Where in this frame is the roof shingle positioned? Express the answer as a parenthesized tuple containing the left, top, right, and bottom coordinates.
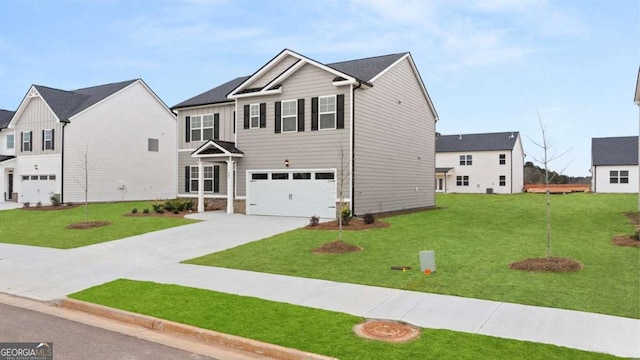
(436, 132, 520, 152)
(0, 109, 15, 128)
(591, 136, 638, 166)
(172, 76, 250, 109)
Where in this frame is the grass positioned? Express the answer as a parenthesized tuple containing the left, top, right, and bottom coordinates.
(186, 193, 640, 319)
(0, 202, 196, 249)
(70, 279, 617, 360)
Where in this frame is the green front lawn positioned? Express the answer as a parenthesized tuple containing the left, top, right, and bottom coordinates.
(70, 280, 617, 360)
(186, 193, 639, 318)
(0, 202, 196, 249)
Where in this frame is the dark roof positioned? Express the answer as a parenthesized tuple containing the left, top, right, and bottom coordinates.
(33, 79, 137, 122)
(327, 53, 407, 83)
(436, 132, 520, 152)
(0, 110, 15, 128)
(592, 136, 638, 166)
(193, 140, 243, 156)
(172, 76, 250, 109)
(0, 155, 15, 163)
(435, 167, 453, 173)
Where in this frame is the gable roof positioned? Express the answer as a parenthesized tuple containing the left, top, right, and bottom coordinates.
(0, 110, 15, 129)
(327, 53, 407, 83)
(635, 67, 640, 104)
(172, 76, 250, 110)
(592, 136, 638, 166)
(436, 132, 520, 152)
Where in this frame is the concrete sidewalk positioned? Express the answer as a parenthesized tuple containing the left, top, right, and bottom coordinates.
(0, 211, 638, 358)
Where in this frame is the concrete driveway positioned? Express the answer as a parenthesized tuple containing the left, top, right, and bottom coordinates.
(0, 202, 21, 211)
(0, 211, 307, 300)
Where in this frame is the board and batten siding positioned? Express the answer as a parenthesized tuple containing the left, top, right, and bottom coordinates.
(251, 55, 299, 89)
(353, 57, 436, 214)
(63, 81, 177, 202)
(235, 63, 351, 199)
(177, 151, 228, 197)
(176, 103, 235, 150)
(14, 96, 63, 157)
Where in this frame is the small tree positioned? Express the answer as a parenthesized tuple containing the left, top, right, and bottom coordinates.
(75, 144, 98, 223)
(337, 139, 350, 242)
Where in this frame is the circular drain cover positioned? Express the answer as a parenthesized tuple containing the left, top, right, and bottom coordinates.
(353, 320, 420, 343)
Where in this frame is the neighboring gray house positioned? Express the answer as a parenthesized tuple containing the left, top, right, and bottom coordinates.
(435, 132, 525, 194)
(591, 136, 639, 193)
(172, 49, 439, 217)
(3, 79, 176, 204)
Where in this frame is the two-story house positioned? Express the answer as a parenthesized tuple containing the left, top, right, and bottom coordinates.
(435, 132, 525, 194)
(591, 136, 639, 193)
(172, 49, 438, 217)
(0, 109, 16, 201)
(4, 79, 176, 205)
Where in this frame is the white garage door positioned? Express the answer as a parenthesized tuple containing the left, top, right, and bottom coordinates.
(247, 169, 337, 218)
(21, 174, 56, 204)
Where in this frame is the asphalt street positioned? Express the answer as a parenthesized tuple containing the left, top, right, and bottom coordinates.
(0, 303, 215, 360)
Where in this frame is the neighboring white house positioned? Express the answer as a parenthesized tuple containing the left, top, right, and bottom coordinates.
(0, 110, 16, 201)
(4, 79, 176, 204)
(591, 136, 639, 193)
(435, 132, 525, 194)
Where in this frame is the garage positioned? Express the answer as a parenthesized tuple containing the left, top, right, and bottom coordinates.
(20, 174, 56, 204)
(246, 169, 337, 218)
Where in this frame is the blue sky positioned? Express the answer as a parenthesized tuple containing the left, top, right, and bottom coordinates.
(0, 0, 637, 176)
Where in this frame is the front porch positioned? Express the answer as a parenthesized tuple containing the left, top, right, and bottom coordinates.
(0, 156, 16, 202)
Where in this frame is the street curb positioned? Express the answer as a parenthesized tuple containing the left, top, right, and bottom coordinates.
(57, 298, 337, 360)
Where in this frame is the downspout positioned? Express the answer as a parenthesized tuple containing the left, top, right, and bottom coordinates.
(61, 122, 67, 203)
(351, 82, 362, 216)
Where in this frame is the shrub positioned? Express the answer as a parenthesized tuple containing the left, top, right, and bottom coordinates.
(632, 230, 639, 241)
(36, 201, 42, 208)
(363, 213, 375, 224)
(309, 215, 320, 226)
(156, 209, 165, 214)
(50, 194, 61, 207)
(173, 209, 179, 215)
(161, 198, 193, 213)
(142, 208, 149, 214)
(131, 208, 138, 214)
(340, 206, 352, 226)
(23, 202, 30, 208)
(151, 200, 165, 213)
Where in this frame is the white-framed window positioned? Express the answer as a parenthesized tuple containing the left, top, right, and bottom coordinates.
(43, 129, 53, 150)
(6, 134, 13, 149)
(459, 155, 472, 166)
(610, 170, 629, 184)
(281, 100, 297, 133)
(22, 131, 31, 152)
(499, 175, 506, 186)
(456, 175, 469, 186)
(319, 95, 336, 130)
(250, 104, 260, 129)
(499, 154, 506, 165)
(190, 115, 214, 141)
(190, 165, 215, 192)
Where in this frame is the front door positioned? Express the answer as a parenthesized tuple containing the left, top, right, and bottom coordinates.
(7, 173, 13, 200)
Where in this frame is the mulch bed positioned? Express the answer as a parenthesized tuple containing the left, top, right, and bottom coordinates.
(306, 218, 390, 230)
(623, 212, 640, 225)
(312, 240, 363, 254)
(509, 257, 583, 272)
(612, 235, 640, 248)
(22, 204, 79, 211)
(123, 211, 191, 219)
(65, 221, 112, 230)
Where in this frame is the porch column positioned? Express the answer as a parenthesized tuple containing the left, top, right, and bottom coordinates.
(226, 158, 235, 214)
(197, 158, 204, 213)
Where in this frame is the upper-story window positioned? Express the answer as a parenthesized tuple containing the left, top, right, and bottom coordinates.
(610, 170, 629, 184)
(43, 129, 54, 150)
(250, 104, 260, 129)
(319, 95, 336, 130)
(22, 131, 32, 152)
(190, 115, 214, 142)
(281, 100, 297, 133)
(459, 155, 472, 166)
(6, 134, 14, 149)
(499, 154, 506, 165)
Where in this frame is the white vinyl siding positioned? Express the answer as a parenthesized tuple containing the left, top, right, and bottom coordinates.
(319, 95, 336, 130)
(592, 165, 638, 193)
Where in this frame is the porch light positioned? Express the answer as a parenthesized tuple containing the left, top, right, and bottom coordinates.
(284, 159, 290, 167)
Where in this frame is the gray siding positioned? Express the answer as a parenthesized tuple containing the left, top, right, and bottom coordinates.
(353, 57, 436, 214)
(176, 103, 235, 150)
(236, 63, 351, 199)
(252, 55, 299, 88)
(14, 96, 63, 156)
(177, 151, 228, 197)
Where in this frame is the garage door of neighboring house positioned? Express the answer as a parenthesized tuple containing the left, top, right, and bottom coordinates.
(20, 174, 56, 204)
(247, 169, 337, 218)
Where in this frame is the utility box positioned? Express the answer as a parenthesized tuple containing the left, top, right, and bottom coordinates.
(419, 251, 436, 272)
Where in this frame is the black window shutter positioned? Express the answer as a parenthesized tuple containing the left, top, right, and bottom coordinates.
(311, 97, 318, 131)
(259, 103, 266, 128)
(214, 113, 220, 140)
(185, 166, 190, 193)
(51, 128, 55, 150)
(214, 165, 220, 193)
(29, 131, 33, 151)
(41, 129, 44, 151)
(297, 99, 305, 132)
(233, 111, 236, 134)
(337, 94, 345, 129)
(243, 105, 250, 129)
(185, 116, 191, 142)
(274, 101, 281, 133)
(20, 132, 23, 152)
